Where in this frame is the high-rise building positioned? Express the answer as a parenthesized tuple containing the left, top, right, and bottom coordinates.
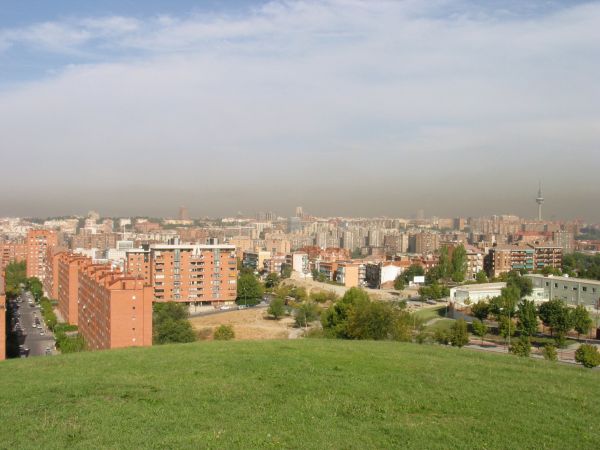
(26, 230, 58, 281)
(126, 243, 238, 305)
(179, 206, 190, 221)
(295, 206, 304, 218)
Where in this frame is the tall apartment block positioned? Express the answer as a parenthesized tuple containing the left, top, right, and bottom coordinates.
(485, 244, 562, 278)
(126, 244, 238, 304)
(0, 241, 26, 271)
(57, 253, 89, 325)
(78, 263, 153, 350)
(26, 230, 58, 281)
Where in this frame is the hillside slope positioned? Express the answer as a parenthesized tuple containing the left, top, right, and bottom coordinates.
(0, 340, 598, 449)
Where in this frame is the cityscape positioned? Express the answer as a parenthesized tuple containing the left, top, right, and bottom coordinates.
(1, 1, 599, 449)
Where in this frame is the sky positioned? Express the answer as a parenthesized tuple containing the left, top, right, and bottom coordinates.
(0, 0, 599, 220)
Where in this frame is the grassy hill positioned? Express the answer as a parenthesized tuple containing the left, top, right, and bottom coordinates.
(0, 340, 598, 449)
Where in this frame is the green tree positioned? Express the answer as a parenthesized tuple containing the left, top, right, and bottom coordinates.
(264, 273, 280, 290)
(27, 277, 43, 302)
(450, 245, 467, 283)
(236, 273, 265, 306)
(294, 301, 320, 329)
(574, 344, 600, 368)
(267, 298, 286, 320)
(346, 301, 396, 340)
(281, 264, 292, 279)
(401, 264, 425, 285)
(471, 319, 488, 344)
(450, 319, 469, 347)
(322, 287, 371, 338)
(538, 299, 573, 346)
(571, 305, 592, 338)
(517, 299, 538, 337)
(498, 316, 515, 341)
(153, 302, 196, 345)
(393, 275, 405, 291)
(475, 271, 488, 284)
(505, 271, 533, 298)
(542, 344, 558, 362)
(470, 301, 490, 321)
(510, 336, 531, 357)
(213, 325, 235, 340)
(437, 246, 451, 280)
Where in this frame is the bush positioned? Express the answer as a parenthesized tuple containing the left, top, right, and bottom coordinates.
(450, 319, 469, 348)
(574, 344, 600, 368)
(542, 344, 558, 362)
(509, 336, 531, 357)
(214, 325, 235, 341)
(294, 301, 321, 328)
(153, 302, 196, 345)
(267, 298, 286, 320)
(434, 329, 450, 345)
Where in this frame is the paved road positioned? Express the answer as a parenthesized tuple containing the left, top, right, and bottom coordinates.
(12, 292, 56, 357)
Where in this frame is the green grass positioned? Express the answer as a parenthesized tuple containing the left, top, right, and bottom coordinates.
(425, 318, 455, 333)
(0, 340, 599, 449)
(414, 304, 447, 322)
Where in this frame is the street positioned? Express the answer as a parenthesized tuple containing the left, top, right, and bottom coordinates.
(10, 292, 56, 357)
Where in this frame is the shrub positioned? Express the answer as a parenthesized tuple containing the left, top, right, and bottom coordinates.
(434, 329, 450, 345)
(294, 301, 320, 328)
(574, 344, 600, 368)
(509, 336, 531, 357)
(267, 298, 286, 320)
(542, 344, 558, 362)
(213, 325, 235, 341)
(450, 319, 469, 348)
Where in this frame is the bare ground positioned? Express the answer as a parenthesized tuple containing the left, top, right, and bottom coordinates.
(189, 308, 297, 340)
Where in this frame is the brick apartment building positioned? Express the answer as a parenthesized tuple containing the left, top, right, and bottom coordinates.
(26, 230, 58, 282)
(0, 241, 26, 271)
(78, 263, 153, 350)
(126, 243, 238, 305)
(57, 253, 89, 325)
(485, 244, 563, 278)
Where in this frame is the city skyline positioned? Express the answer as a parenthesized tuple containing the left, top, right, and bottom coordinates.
(1, 1, 599, 220)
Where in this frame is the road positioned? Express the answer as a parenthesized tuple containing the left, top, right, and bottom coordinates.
(12, 292, 56, 357)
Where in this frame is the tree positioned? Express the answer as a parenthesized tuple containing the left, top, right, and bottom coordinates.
(267, 298, 286, 320)
(419, 282, 449, 300)
(517, 300, 538, 337)
(574, 344, 600, 368)
(571, 305, 592, 338)
(538, 299, 573, 346)
(470, 301, 490, 321)
(450, 319, 469, 347)
(27, 277, 43, 302)
(213, 325, 235, 340)
(471, 319, 488, 345)
(322, 288, 371, 338)
(542, 344, 558, 362)
(153, 302, 196, 345)
(281, 264, 292, 279)
(264, 273, 280, 290)
(475, 271, 488, 284)
(401, 264, 425, 285)
(505, 271, 533, 298)
(450, 245, 467, 283)
(294, 301, 320, 329)
(510, 336, 531, 357)
(437, 246, 451, 280)
(236, 273, 264, 306)
(346, 301, 396, 340)
(498, 316, 515, 341)
(393, 275, 405, 291)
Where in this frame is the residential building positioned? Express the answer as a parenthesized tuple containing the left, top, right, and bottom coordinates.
(0, 241, 26, 271)
(485, 245, 534, 278)
(26, 230, 58, 282)
(242, 251, 271, 272)
(126, 244, 238, 305)
(57, 253, 89, 325)
(78, 264, 153, 350)
(335, 262, 361, 287)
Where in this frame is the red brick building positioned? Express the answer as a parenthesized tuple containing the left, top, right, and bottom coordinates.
(26, 230, 58, 282)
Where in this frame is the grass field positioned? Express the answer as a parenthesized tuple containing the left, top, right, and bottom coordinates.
(1, 340, 599, 449)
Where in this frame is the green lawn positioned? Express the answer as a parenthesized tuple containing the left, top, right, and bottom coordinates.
(414, 304, 447, 322)
(1, 340, 598, 449)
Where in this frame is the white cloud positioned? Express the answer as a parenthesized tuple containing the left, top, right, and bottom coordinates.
(0, 0, 599, 217)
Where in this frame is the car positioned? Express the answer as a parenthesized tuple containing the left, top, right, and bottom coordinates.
(426, 299, 437, 305)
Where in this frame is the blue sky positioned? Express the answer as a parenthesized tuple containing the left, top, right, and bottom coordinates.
(0, 1, 599, 219)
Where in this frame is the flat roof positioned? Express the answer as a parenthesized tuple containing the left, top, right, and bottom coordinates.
(526, 274, 600, 286)
(454, 282, 506, 292)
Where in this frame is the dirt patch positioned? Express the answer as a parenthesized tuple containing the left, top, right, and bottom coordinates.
(190, 308, 296, 340)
